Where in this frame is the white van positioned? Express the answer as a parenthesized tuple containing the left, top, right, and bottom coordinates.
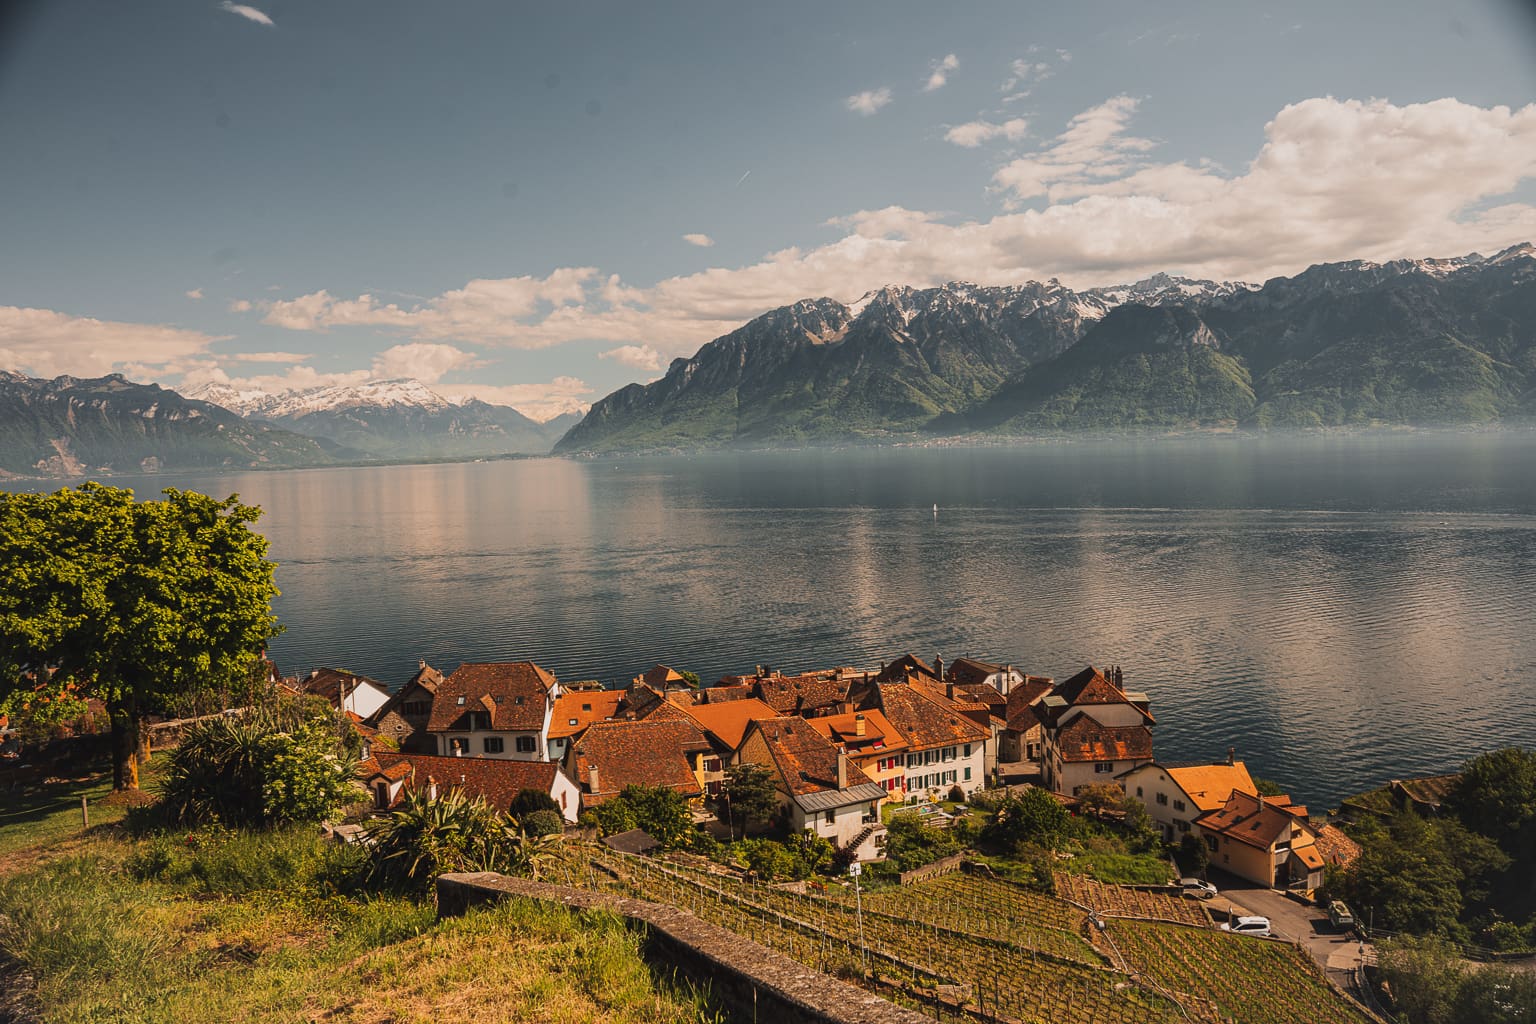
(1221, 916, 1271, 938)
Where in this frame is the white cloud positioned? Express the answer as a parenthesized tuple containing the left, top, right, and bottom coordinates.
(600, 344, 666, 371)
(682, 233, 715, 248)
(219, 2, 273, 26)
(0, 306, 227, 379)
(230, 299, 253, 312)
(246, 97, 1536, 366)
(370, 342, 480, 382)
(1000, 57, 1053, 93)
(846, 88, 892, 116)
(944, 118, 1029, 148)
(227, 351, 312, 363)
(923, 54, 960, 92)
(185, 288, 204, 300)
(438, 377, 593, 421)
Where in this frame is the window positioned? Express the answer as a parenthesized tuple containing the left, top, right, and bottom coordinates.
(963, 744, 971, 758)
(470, 711, 490, 730)
(907, 753, 921, 768)
(1156, 792, 1168, 805)
(483, 737, 504, 753)
(568, 718, 578, 726)
(703, 757, 722, 772)
(1095, 762, 1114, 773)
(1173, 799, 1186, 812)
(824, 810, 835, 825)
(1178, 821, 1190, 833)
(514, 695, 524, 705)
(1136, 786, 1144, 797)
(581, 703, 592, 712)
(374, 782, 389, 809)
(402, 700, 430, 716)
(456, 695, 466, 705)
(963, 767, 971, 781)
(448, 737, 467, 756)
(515, 736, 536, 753)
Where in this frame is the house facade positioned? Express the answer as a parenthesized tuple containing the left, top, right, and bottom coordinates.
(566, 717, 713, 812)
(359, 750, 582, 822)
(426, 662, 562, 761)
(1196, 789, 1324, 889)
(366, 661, 443, 753)
(805, 709, 909, 802)
(873, 682, 990, 802)
(299, 667, 391, 720)
(1036, 666, 1154, 796)
(1120, 759, 1258, 843)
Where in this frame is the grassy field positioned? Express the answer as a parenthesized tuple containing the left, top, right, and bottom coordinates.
(0, 765, 727, 1024)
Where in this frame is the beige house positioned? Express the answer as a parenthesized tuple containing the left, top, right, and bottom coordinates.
(426, 662, 563, 761)
(1036, 666, 1154, 796)
(1196, 789, 1325, 889)
(1120, 757, 1258, 843)
(805, 709, 909, 803)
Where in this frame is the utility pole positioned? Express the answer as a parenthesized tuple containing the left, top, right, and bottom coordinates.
(850, 861, 867, 971)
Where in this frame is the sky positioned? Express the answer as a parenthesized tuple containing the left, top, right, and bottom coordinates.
(2, 1, 1535, 420)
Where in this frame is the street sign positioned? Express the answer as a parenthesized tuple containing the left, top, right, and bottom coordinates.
(848, 862, 862, 877)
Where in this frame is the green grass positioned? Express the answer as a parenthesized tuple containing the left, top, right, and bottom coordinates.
(1061, 848, 1173, 885)
(0, 757, 155, 862)
(0, 770, 730, 1024)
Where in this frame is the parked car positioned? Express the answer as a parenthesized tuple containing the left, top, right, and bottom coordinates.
(1327, 900, 1355, 930)
(1178, 877, 1218, 899)
(1220, 916, 1272, 938)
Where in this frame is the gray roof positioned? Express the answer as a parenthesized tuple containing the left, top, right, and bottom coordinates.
(792, 782, 887, 813)
(603, 828, 660, 855)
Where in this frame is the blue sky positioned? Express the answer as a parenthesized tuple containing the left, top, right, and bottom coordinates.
(2, 1, 1535, 418)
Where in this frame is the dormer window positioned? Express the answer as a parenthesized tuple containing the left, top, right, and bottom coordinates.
(581, 703, 592, 712)
(568, 718, 578, 726)
(456, 696, 466, 705)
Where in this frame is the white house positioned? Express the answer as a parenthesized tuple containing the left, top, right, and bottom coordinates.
(358, 750, 583, 823)
(1036, 665, 1154, 797)
(1119, 756, 1257, 843)
(426, 661, 562, 761)
(298, 667, 391, 720)
(872, 681, 990, 802)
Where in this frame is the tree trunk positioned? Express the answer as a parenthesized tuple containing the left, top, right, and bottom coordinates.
(135, 719, 152, 765)
(110, 704, 141, 791)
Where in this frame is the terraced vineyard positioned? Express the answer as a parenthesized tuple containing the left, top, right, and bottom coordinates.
(1054, 872, 1210, 926)
(548, 847, 1373, 1024)
(1101, 919, 1376, 1024)
(556, 849, 1199, 1024)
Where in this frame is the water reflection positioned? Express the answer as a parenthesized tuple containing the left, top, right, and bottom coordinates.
(87, 434, 1536, 807)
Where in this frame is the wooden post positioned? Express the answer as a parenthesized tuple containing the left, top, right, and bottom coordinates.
(81, 795, 89, 827)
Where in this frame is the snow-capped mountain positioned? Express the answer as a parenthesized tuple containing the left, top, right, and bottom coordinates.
(557, 243, 1536, 452)
(184, 378, 577, 458)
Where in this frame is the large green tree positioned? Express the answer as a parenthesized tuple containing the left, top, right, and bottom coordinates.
(0, 484, 281, 790)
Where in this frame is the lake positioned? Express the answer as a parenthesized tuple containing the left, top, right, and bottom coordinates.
(109, 433, 1536, 808)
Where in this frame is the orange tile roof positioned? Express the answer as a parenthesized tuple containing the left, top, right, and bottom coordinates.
(1164, 762, 1258, 813)
(701, 684, 752, 703)
(1314, 824, 1362, 869)
(1049, 666, 1154, 725)
(677, 697, 779, 750)
(804, 709, 908, 753)
(548, 690, 626, 739)
(635, 664, 686, 688)
(1294, 844, 1325, 870)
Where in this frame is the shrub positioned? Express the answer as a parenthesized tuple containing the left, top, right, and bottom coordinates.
(520, 809, 566, 837)
(364, 789, 515, 892)
(884, 815, 961, 872)
(160, 711, 356, 828)
(510, 788, 561, 818)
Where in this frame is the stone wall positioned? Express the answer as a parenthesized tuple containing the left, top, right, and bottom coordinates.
(437, 872, 932, 1024)
(897, 851, 967, 885)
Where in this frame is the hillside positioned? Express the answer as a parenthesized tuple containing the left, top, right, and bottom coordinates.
(557, 245, 1536, 452)
(0, 372, 348, 478)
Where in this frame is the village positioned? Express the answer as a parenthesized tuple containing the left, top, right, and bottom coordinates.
(291, 651, 1362, 899)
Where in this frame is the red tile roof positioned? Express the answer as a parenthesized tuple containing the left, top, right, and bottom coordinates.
(1053, 715, 1153, 763)
(875, 682, 989, 751)
(746, 717, 876, 797)
(1314, 824, 1362, 869)
(299, 667, 388, 705)
(875, 653, 940, 684)
(1195, 789, 1305, 850)
(428, 662, 557, 732)
(752, 673, 852, 714)
(570, 718, 711, 806)
(1004, 681, 1052, 733)
(360, 751, 566, 813)
(701, 684, 752, 703)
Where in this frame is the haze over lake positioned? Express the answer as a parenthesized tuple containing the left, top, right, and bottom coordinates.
(138, 433, 1536, 809)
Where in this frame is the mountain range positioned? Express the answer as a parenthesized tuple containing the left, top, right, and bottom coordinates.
(183, 379, 579, 459)
(0, 375, 579, 479)
(556, 243, 1536, 453)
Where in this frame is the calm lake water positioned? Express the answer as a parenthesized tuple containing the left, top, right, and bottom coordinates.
(96, 434, 1536, 808)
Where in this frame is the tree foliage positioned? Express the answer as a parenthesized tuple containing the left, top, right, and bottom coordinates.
(985, 787, 1075, 853)
(718, 763, 779, 839)
(0, 484, 281, 789)
(587, 784, 707, 851)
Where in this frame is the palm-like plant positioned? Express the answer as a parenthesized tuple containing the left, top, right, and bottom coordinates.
(364, 788, 512, 891)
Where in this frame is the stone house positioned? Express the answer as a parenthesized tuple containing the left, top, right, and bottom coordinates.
(365, 660, 443, 753)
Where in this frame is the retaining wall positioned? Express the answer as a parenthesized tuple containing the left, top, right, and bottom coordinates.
(437, 872, 932, 1024)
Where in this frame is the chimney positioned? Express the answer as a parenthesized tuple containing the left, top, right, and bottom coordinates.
(419, 659, 426, 670)
(1114, 666, 1123, 688)
(755, 664, 762, 677)
(935, 655, 944, 680)
(837, 748, 848, 790)
(588, 764, 599, 794)
(1227, 746, 1236, 766)
(854, 713, 866, 737)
